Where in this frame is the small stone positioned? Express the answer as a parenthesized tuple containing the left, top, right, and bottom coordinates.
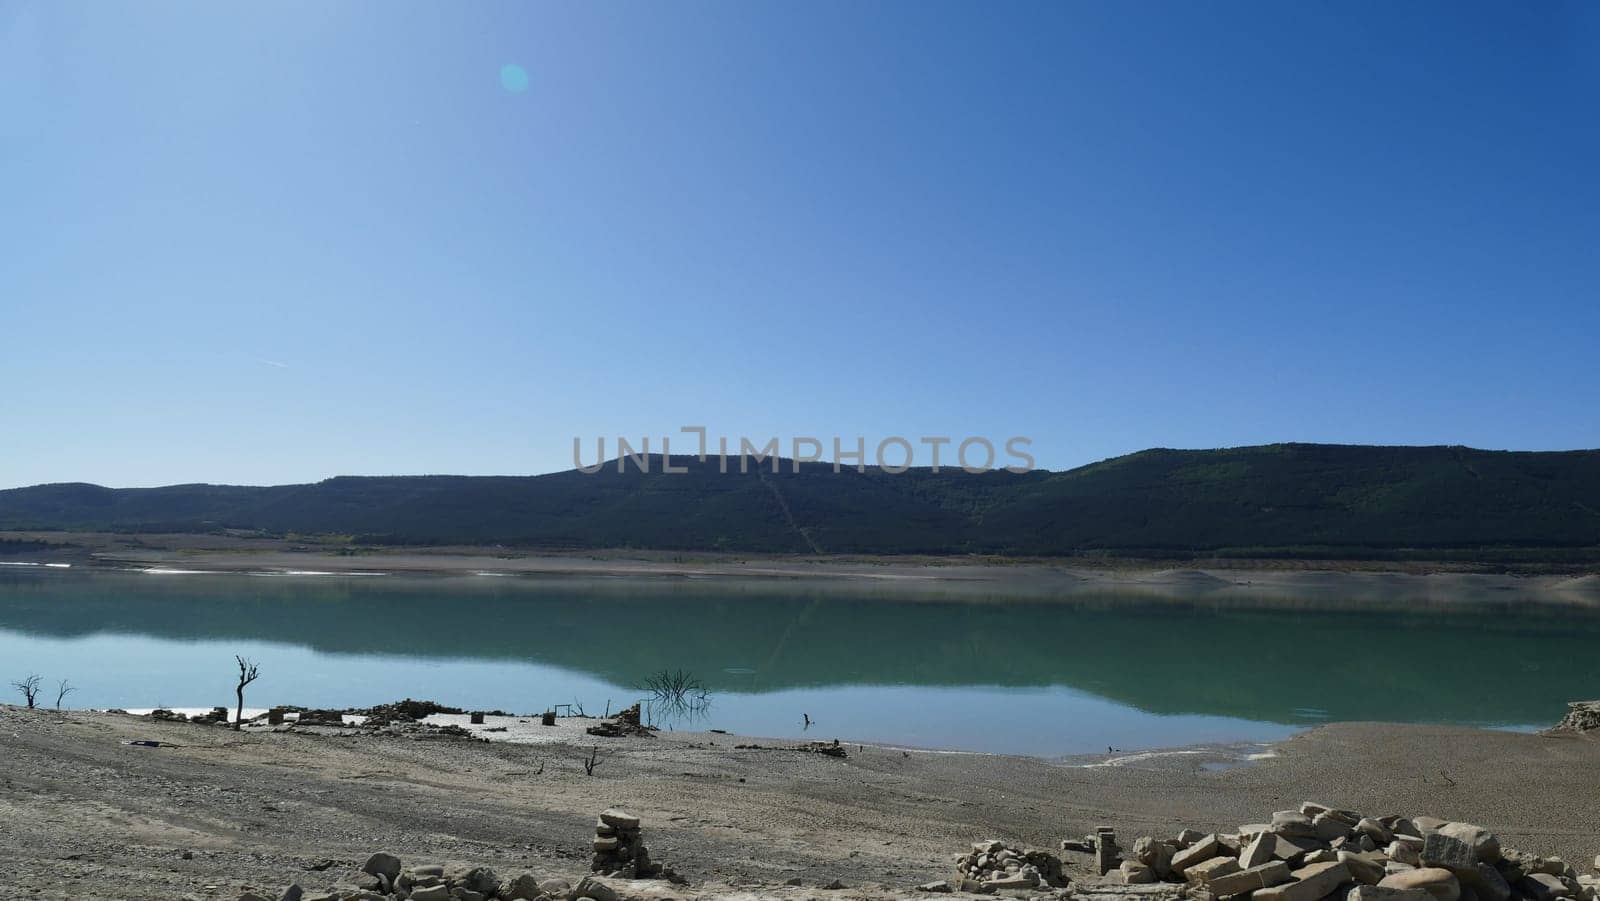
(539, 878, 572, 896)
(918, 881, 953, 893)
(599, 808, 641, 830)
(408, 887, 450, 901)
(279, 886, 302, 901)
(1177, 829, 1207, 847)
(361, 853, 402, 881)
(823, 879, 846, 890)
(784, 877, 803, 886)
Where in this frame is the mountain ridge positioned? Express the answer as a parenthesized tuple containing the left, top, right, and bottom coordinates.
(4, 443, 1599, 557)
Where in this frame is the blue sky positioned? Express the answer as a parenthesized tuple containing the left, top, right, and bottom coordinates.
(2, 1, 1597, 489)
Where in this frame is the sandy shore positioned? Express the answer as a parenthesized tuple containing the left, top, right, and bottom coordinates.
(2, 707, 1597, 900)
(5, 531, 1600, 609)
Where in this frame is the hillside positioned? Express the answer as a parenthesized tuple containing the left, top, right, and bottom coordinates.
(3, 444, 1600, 557)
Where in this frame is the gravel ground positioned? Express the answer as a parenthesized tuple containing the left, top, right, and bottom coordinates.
(2, 707, 1597, 900)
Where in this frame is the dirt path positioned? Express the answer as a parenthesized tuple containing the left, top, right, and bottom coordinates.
(2, 708, 1598, 900)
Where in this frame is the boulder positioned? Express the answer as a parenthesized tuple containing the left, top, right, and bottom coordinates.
(1173, 835, 1224, 874)
(1439, 824, 1501, 865)
(1186, 856, 1243, 887)
(1421, 833, 1477, 872)
(1414, 818, 1451, 835)
(1380, 867, 1462, 901)
(1272, 812, 1319, 838)
(1240, 833, 1276, 869)
(1389, 842, 1423, 866)
(1207, 861, 1293, 897)
(1316, 814, 1355, 842)
(1121, 861, 1156, 884)
(1359, 819, 1396, 844)
(1467, 863, 1511, 901)
(503, 874, 542, 900)
(279, 885, 303, 901)
(408, 887, 450, 901)
(1134, 836, 1175, 879)
(361, 853, 402, 881)
(461, 867, 500, 895)
(1520, 874, 1574, 901)
(1255, 860, 1353, 901)
(1339, 852, 1387, 885)
(918, 880, 953, 893)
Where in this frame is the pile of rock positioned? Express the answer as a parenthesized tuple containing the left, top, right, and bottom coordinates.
(954, 840, 1069, 892)
(586, 703, 656, 738)
(147, 707, 230, 725)
(1089, 803, 1598, 901)
(1547, 700, 1600, 734)
(238, 853, 565, 901)
(591, 808, 679, 881)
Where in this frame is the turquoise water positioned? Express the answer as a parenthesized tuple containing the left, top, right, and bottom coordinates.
(2, 568, 1596, 756)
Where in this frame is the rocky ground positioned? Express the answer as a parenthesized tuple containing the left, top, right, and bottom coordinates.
(2, 707, 1599, 900)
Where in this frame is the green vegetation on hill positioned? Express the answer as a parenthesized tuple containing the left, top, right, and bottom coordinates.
(3, 444, 1599, 558)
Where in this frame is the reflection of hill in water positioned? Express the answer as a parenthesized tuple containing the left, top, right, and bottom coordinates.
(3, 571, 1597, 727)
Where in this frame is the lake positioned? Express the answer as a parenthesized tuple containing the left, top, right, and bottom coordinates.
(2, 567, 1596, 756)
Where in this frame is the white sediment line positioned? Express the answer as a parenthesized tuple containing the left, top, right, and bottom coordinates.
(247, 570, 390, 577)
(0, 561, 72, 568)
(1075, 749, 1209, 768)
(139, 568, 222, 575)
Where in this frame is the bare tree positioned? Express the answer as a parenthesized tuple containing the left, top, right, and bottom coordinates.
(54, 679, 75, 710)
(12, 674, 41, 708)
(234, 656, 260, 731)
(581, 746, 605, 776)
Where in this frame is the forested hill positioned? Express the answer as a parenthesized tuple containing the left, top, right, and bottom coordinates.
(3, 444, 1599, 557)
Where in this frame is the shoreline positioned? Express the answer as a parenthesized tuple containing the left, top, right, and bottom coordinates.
(3, 706, 1598, 900)
(4, 530, 1600, 610)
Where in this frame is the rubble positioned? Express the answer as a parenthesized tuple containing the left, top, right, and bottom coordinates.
(953, 839, 1069, 892)
(586, 703, 656, 738)
(1546, 701, 1600, 734)
(1059, 803, 1596, 901)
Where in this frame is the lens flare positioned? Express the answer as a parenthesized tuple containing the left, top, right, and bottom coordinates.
(499, 63, 529, 94)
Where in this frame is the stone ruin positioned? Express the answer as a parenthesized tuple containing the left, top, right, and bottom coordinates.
(1070, 803, 1599, 901)
(591, 808, 680, 882)
(586, 703, 656, 738)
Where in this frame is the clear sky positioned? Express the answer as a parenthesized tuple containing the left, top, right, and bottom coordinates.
(2, 1, 1596, 489)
